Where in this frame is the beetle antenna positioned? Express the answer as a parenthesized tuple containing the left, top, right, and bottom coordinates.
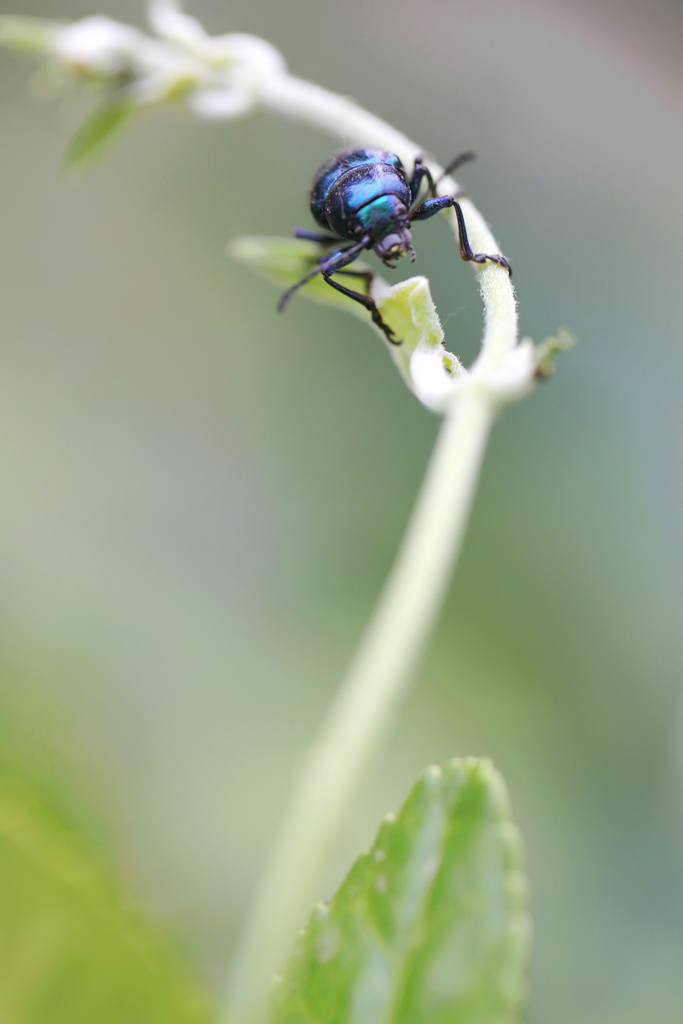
(409, 242, 416, 262)
(435, 151, 476, 187)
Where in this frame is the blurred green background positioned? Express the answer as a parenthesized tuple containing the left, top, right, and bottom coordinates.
(1, 0, 683, 1021)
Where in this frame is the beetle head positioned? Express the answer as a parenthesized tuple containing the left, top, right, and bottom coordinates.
(374, 225, 415, 266)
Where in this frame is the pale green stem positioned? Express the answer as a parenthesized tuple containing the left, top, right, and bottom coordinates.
(226, 71, 518, 1024)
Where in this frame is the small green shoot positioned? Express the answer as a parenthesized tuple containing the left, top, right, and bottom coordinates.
(533, 327, 576, 380)
(63, 96, 137, 170)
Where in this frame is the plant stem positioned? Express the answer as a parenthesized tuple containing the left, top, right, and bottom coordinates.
(228, 390, 495, 1024)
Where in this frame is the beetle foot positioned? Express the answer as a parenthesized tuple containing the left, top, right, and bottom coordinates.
(371, 309, 400, 346)
(473, 253, 512, 276)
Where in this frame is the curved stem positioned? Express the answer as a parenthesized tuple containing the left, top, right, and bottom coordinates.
(226, 75, 518, 1024)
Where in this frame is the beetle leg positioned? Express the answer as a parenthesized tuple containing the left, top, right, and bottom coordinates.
(279, 239, 398, 343)
(305, 242, 397, 343)
(409, 156, 435, 206)
(410, 196, 511, 275)
(277, 264, 325, 313)
(293, 227, 339, 246)
(277, 239, 367, 314)
(323, 273, 399, 345)
(335, 268, 375, 294)
(409, 151, 475, 208)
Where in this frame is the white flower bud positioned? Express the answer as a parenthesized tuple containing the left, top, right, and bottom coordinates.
(54, 16, 143, 74)
(205, 33, 286, 77)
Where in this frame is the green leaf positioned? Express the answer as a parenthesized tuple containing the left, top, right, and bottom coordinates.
(228, 236, 466, 412)
(375, 275, 465, 408)
(270, 758, 531, 1024)
(63, 96, 136, 170)
(0, 775, 213, 1023)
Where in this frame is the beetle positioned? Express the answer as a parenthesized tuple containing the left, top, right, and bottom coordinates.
(277, 148, 511, 345)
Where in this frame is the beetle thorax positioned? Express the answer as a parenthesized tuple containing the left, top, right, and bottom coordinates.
(352, 193, 414, 264)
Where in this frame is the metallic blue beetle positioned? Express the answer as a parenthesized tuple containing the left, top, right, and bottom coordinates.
(278, 148, 511, 345)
